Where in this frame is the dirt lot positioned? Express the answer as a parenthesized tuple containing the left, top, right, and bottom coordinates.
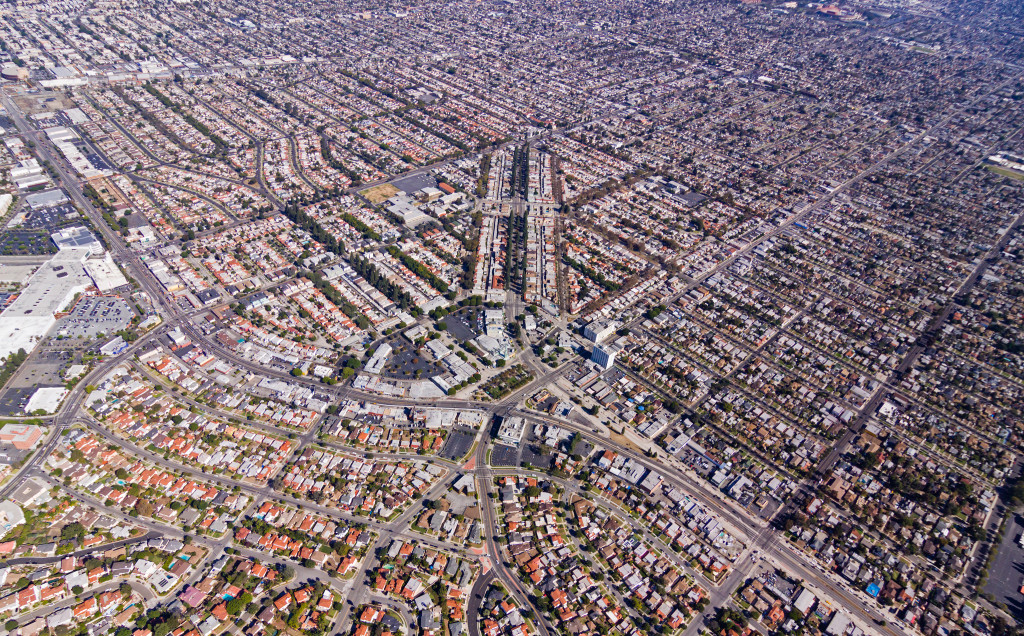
(13, 92, 74, 115)
(361, 183, 401, 204)
(609, 429, 644, 455)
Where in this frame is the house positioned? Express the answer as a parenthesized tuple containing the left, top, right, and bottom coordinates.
(74, 597, 97, 618)
(0, 593, 18, 613)
(18, 585, 40, 609)
(99, 590, 120, 613)
(65, 569, 88, 585)
(317, 592, 333, 612)
(274, 593, 291, 611)
(40, 582, 65, 602)
(46, 607, 73, 629)
(179, 585, 206, 608)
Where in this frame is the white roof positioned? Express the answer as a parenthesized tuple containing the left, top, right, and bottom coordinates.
(25, 387, 68, 414)
(0, 248, 93, 361)
(83, 253, 128, 291)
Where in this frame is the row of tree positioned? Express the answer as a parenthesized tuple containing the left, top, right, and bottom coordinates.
(385, 245, 449, 293)
(281, 202, 345, 255)
(143, 82, 228, 149)
(305, 270, 371, 330)
(350, 254, 416, 312)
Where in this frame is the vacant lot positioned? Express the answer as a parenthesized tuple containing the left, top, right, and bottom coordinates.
(361, 183, 401, 204)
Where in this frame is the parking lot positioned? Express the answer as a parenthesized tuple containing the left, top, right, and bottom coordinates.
(439, 428, 476, 461)
(380, 338, 444, 380)
(574, 438, 595, 459)
(0, 292, 17, 312)
(85, 152, 113, 171)
(677, 446, 718, 478)
(19, 204, 80, 231)
(127, 211, 151, 229)
(520, 444, 554, 470)
(445, 308, 483, 343)
(0, 230, 58, 256)
(391, 173, 438, 194)
(490, 444, 519, 467)
(0, 387, 37, 416)
(982, 512, 1024, 621)
(0, 444, 34, 469)
(53, 296, 133, 339)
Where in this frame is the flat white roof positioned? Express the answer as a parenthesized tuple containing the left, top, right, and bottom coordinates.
(25, 387, 67, 414)
(0, 315, 54, 361)
(0, 248, 93, 361)
(5, 248, 92, 318)
(84, 253, 128, 291)
(0, 263, 38, 284)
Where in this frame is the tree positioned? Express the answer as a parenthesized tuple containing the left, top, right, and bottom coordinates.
(5, 620, 18, 631)
(61, 522, 86, 542)
(646, 305, 665, 320)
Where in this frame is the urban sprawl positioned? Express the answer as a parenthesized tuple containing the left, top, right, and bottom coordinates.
(0, 0, 1022, 636)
